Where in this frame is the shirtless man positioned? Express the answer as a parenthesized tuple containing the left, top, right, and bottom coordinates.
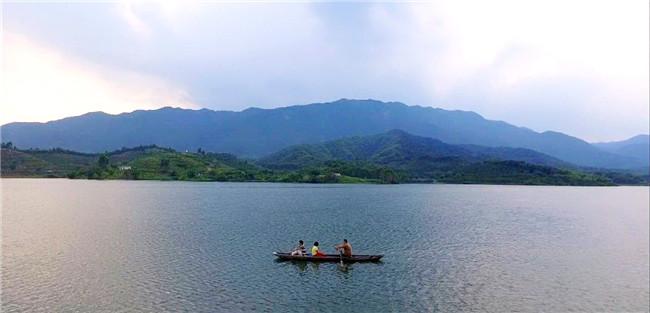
(334, 239, 352, 257)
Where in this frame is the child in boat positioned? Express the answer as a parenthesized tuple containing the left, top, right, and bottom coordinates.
(311, 241, 327, 257)
(291, 240, 306, 256)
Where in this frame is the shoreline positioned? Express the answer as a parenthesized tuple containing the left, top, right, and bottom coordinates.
(1, 176, 641, 187)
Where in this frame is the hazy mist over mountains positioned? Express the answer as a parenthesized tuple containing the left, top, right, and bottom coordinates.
(2, 99, 648, 170)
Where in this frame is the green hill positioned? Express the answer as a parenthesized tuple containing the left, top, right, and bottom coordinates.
(1, 147, 96, 177)
(3, 132, 643, 186)
(439, 160, 614, 186)
(68, 147, 262, 181)
(259, 130, 624, 185)
(260, 130, 565, 170)
(0, 145, 384, 183)
(1, 145, 253, 181)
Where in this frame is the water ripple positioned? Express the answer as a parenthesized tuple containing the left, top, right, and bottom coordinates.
(2, 180, 649, 312)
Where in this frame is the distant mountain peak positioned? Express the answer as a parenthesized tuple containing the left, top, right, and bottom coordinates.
(385, 129, 410, 136)
(592, 134, 649, 164)
(158, 106, 187, 111)
(593, 134, 650, 146)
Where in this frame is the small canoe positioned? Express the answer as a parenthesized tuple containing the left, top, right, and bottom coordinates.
(273, 252, 383, 263)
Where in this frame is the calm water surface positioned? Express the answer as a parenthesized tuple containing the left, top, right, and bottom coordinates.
(2, 179, 649, 312)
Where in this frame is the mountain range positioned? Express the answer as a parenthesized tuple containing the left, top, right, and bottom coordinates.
(2, 99, 647, 169)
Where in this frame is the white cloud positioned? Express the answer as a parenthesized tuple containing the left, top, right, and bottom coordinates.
(360, 1, 649, 140)
(118, 1, 151, 36)
(1, 33, 197, 125)
(1, 1, 648, 141)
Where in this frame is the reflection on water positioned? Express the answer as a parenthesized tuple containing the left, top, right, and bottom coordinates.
(277, 259, 366, 274)
(336, 263, 351, 273)
(2, 179, 649, 312)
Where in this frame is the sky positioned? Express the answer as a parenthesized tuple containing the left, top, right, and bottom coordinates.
(1, 1, 648, 142)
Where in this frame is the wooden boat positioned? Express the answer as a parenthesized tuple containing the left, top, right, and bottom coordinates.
(273, 252, 383, 263)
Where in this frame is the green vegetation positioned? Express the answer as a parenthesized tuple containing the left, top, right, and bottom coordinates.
(267, 161, 400, 184)
(0, 145, 96, 177)
(438, 161, 615, 186)
(63, 147, 262, 182)
(2, 140, 645, 186)
(259, 130, 643, 186)
(592, 170, 650, 185)
(1, 145, 397, 184)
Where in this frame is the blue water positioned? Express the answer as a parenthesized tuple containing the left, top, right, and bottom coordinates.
(2, 179, 648, 312)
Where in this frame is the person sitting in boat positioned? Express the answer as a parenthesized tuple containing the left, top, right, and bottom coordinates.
(310, 241, 326, 257)
(335, 239, 352, 257)
(291, 240, 306, 256)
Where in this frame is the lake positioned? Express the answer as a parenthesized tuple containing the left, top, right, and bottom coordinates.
(2, 179, 648, 312)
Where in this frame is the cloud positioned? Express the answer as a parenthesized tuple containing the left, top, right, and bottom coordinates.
(1, 1, 648, 141)
(1, 33, 197, 125)
(118, 2, 151, 36)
